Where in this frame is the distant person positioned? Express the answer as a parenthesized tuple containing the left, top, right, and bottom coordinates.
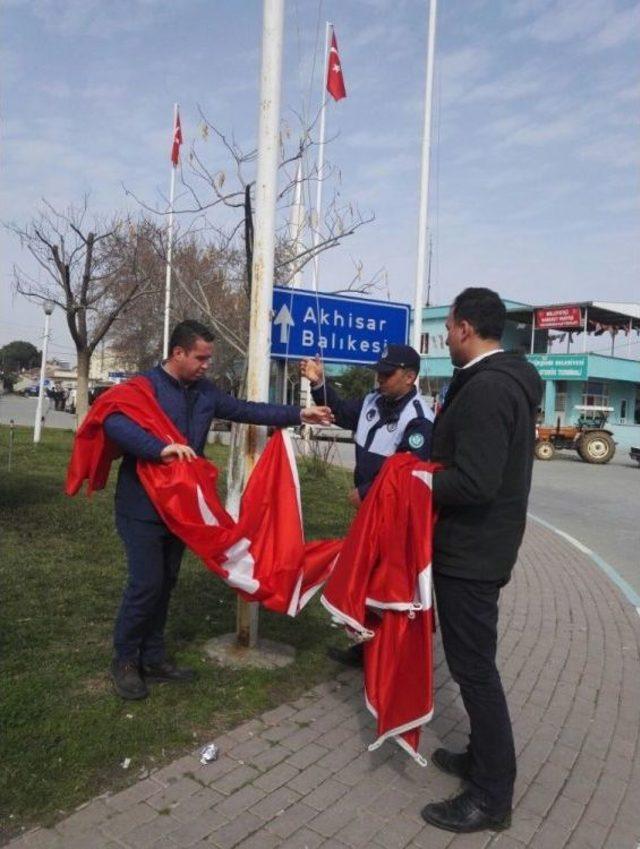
(103, 320, 333, 700)
(421, 288, 542, 834)
(300, 344, 434, 667)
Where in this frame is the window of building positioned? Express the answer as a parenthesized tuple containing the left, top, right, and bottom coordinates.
(420, 333, 429, 354)
(635, 387, 640, 425)
(620, 399, 627, 421)
(582, 381, 609, 408)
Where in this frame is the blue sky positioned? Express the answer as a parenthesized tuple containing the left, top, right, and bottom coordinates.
(2, 0, 639, 360)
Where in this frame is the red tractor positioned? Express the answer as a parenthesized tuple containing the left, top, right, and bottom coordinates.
(535, 406, 616, 465)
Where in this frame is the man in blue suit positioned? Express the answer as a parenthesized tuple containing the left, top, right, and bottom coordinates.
(104, 319, 332, 700)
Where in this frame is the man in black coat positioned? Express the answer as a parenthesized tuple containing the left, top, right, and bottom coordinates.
(421, 288, 542, 834)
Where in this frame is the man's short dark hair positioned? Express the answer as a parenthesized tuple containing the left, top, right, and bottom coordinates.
(168, 320, 215, 355)
(451, 287, 506, 341)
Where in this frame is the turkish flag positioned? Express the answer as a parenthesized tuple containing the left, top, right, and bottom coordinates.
(326, 30, 346, 101)
(171, 110, 183, 166)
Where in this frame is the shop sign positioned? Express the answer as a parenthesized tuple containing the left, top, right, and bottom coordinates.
(527, 354, 587, 380)
(535, 305, 582, 329)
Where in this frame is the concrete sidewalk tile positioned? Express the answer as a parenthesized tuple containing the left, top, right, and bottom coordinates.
(519, 782, 559, 819)
(506, 809, 543, 844)
(117, 813, 181, 849)
(100, 802, 158, 839)
(265, 802, 318, 839)
(168, 808, 229, 847)
(234, 831, 281, 849)
(146, 776, 202, 811)
(52, 799, 111, 834)
(287, 764, 332, 795)
(282, 726, 324, 752)
(277, 827, 324, 849)
(209, 764, 260, 796)
(410, 825, 456, 849)
(261, 704, 297, 725)
(215, 784, 266, 818)
(563, 820, 609, 849)
(208, 812, 263, 849)
(254, 762, 300, 792)
(304, 778, 350, 812)
(370, 815, 423, 849)
(107, 777, 166, 811)
(285, 742, 330, 770)
(152, 755, 201, 785)
(528, 819, 572, 849)
(227, 719, 265, 742)
(307, 803, 356, 838)
(546, 793, 584, 830)
(227, 737, 271, 762)
(337, 811, 387, 847)
(261, 721, 300, 743)
(315, 744, 360, 773)
(249, 785, 301, 820)
(250, 743, 291, 770)
(170, 787, 226, 823)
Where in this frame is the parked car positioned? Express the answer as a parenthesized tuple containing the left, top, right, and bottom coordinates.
(630, 447, 640, 467)
(22, 380, 51, 397)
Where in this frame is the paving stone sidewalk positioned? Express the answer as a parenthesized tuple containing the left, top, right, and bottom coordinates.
(8, 521, 640, 849)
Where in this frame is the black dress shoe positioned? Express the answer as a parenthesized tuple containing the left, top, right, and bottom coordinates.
(432, 748, 471, 780)
(111, 659, 148, 700)
(421, 790, 511, 833)
(327, 644, 364, 668)
(142, 661, 198, 683)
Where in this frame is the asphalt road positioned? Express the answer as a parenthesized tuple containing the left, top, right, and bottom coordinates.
(529, 450, 640, 598)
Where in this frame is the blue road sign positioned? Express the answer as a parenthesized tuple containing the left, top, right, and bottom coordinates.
(270, 287, 410, 365)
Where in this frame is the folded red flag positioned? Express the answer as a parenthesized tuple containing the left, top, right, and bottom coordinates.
(66, 377, 339, 613)
(321, 454, 439, 764)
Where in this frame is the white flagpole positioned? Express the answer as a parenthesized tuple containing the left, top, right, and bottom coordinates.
(311, 21, 331, 292)
(412, 0, 438, 359)
(162, 102, 178, 361)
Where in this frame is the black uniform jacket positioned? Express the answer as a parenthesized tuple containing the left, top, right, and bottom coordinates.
(431, 352, 543, 581)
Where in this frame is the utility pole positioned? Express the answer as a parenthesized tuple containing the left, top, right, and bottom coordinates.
(34, 301, 54, 444)
(236, 0, 285, 649)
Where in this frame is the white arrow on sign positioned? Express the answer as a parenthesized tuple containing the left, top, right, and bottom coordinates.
(273, 303, 295, 344)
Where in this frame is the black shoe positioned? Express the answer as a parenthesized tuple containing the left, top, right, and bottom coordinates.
(141, 660, 198, 683)
(421, 790, 511, 833)
(111, 659, 148, 700)
(432, 748, 471, 780)
(327, 644, 364, 668)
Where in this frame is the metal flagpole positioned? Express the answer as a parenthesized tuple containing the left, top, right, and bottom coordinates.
(412, 0, 438, 361)
(162, 102, 179, 361)
(236, 0, 285, 649)
(311, 21, 331, 293)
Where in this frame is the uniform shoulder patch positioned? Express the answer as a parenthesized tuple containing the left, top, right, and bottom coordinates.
(408, 432, 425, 449)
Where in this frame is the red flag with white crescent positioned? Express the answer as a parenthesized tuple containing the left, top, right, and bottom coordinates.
(326, 29, 347, 101)
(171, 110, 183, 166)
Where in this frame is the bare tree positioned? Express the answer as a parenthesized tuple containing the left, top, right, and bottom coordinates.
(9, 199, 160, 421)
(126, 108, 384, 361)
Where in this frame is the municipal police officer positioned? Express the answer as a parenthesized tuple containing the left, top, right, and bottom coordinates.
(300, 344, 434, 665)
(104, 320, 333, 700)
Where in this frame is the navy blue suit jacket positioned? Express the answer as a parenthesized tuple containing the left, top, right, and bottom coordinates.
(104, 365, 302, 521)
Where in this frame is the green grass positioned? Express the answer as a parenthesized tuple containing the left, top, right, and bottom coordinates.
(0, 425, 354, 837)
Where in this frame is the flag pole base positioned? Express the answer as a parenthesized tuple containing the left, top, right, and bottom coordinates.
(203, 633, 296, 670)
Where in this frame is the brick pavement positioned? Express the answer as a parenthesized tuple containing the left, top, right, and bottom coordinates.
(7, 521, 640, 849)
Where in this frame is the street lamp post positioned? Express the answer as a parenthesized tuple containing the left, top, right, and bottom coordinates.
(34, 300, 55, 444)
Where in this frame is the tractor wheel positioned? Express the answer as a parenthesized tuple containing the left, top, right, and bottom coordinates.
(534, 440, 555, 461)
(577, 431, 616, 464)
